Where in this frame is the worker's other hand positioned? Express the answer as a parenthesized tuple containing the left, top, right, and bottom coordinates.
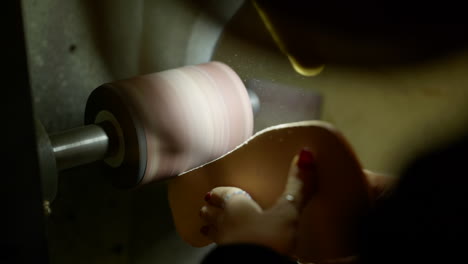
(363, 169, 397, 200)
(199, 148, 316, 255)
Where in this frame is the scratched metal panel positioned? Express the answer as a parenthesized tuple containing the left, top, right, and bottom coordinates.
(22, 0, 237, 263)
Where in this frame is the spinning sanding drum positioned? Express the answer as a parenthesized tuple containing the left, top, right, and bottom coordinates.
(46, 62, 254, 189)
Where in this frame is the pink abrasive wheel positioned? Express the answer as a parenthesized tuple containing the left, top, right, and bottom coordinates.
(85, 62, 253, 188)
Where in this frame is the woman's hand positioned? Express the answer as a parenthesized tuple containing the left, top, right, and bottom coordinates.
(199, 148, 316, 255)
(364, 169, 397, 200)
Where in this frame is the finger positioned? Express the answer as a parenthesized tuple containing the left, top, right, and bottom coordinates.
(275, 148, 316, 212)
(200, 205, 224, 225)
(363, 169, 395, 199)
(205, 186, 250, 208)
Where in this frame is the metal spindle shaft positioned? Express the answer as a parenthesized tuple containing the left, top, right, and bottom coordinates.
(50, 124, 110, 170)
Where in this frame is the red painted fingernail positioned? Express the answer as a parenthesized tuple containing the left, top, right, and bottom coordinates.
(297, 147, 315, 171)
(204, 192, 212, 202)
(200, 225, 210, 236)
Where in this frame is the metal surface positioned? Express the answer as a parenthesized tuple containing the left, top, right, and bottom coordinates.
(50, 124, 110, 171)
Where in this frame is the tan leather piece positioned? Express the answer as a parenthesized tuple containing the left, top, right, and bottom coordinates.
(168, 121, 371, 262)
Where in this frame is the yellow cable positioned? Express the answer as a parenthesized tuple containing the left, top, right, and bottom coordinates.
(252, 1, 324, 76)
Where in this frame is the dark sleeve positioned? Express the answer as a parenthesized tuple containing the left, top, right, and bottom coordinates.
(201, 244, 296, 264)
(359, 137, 468, 264)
